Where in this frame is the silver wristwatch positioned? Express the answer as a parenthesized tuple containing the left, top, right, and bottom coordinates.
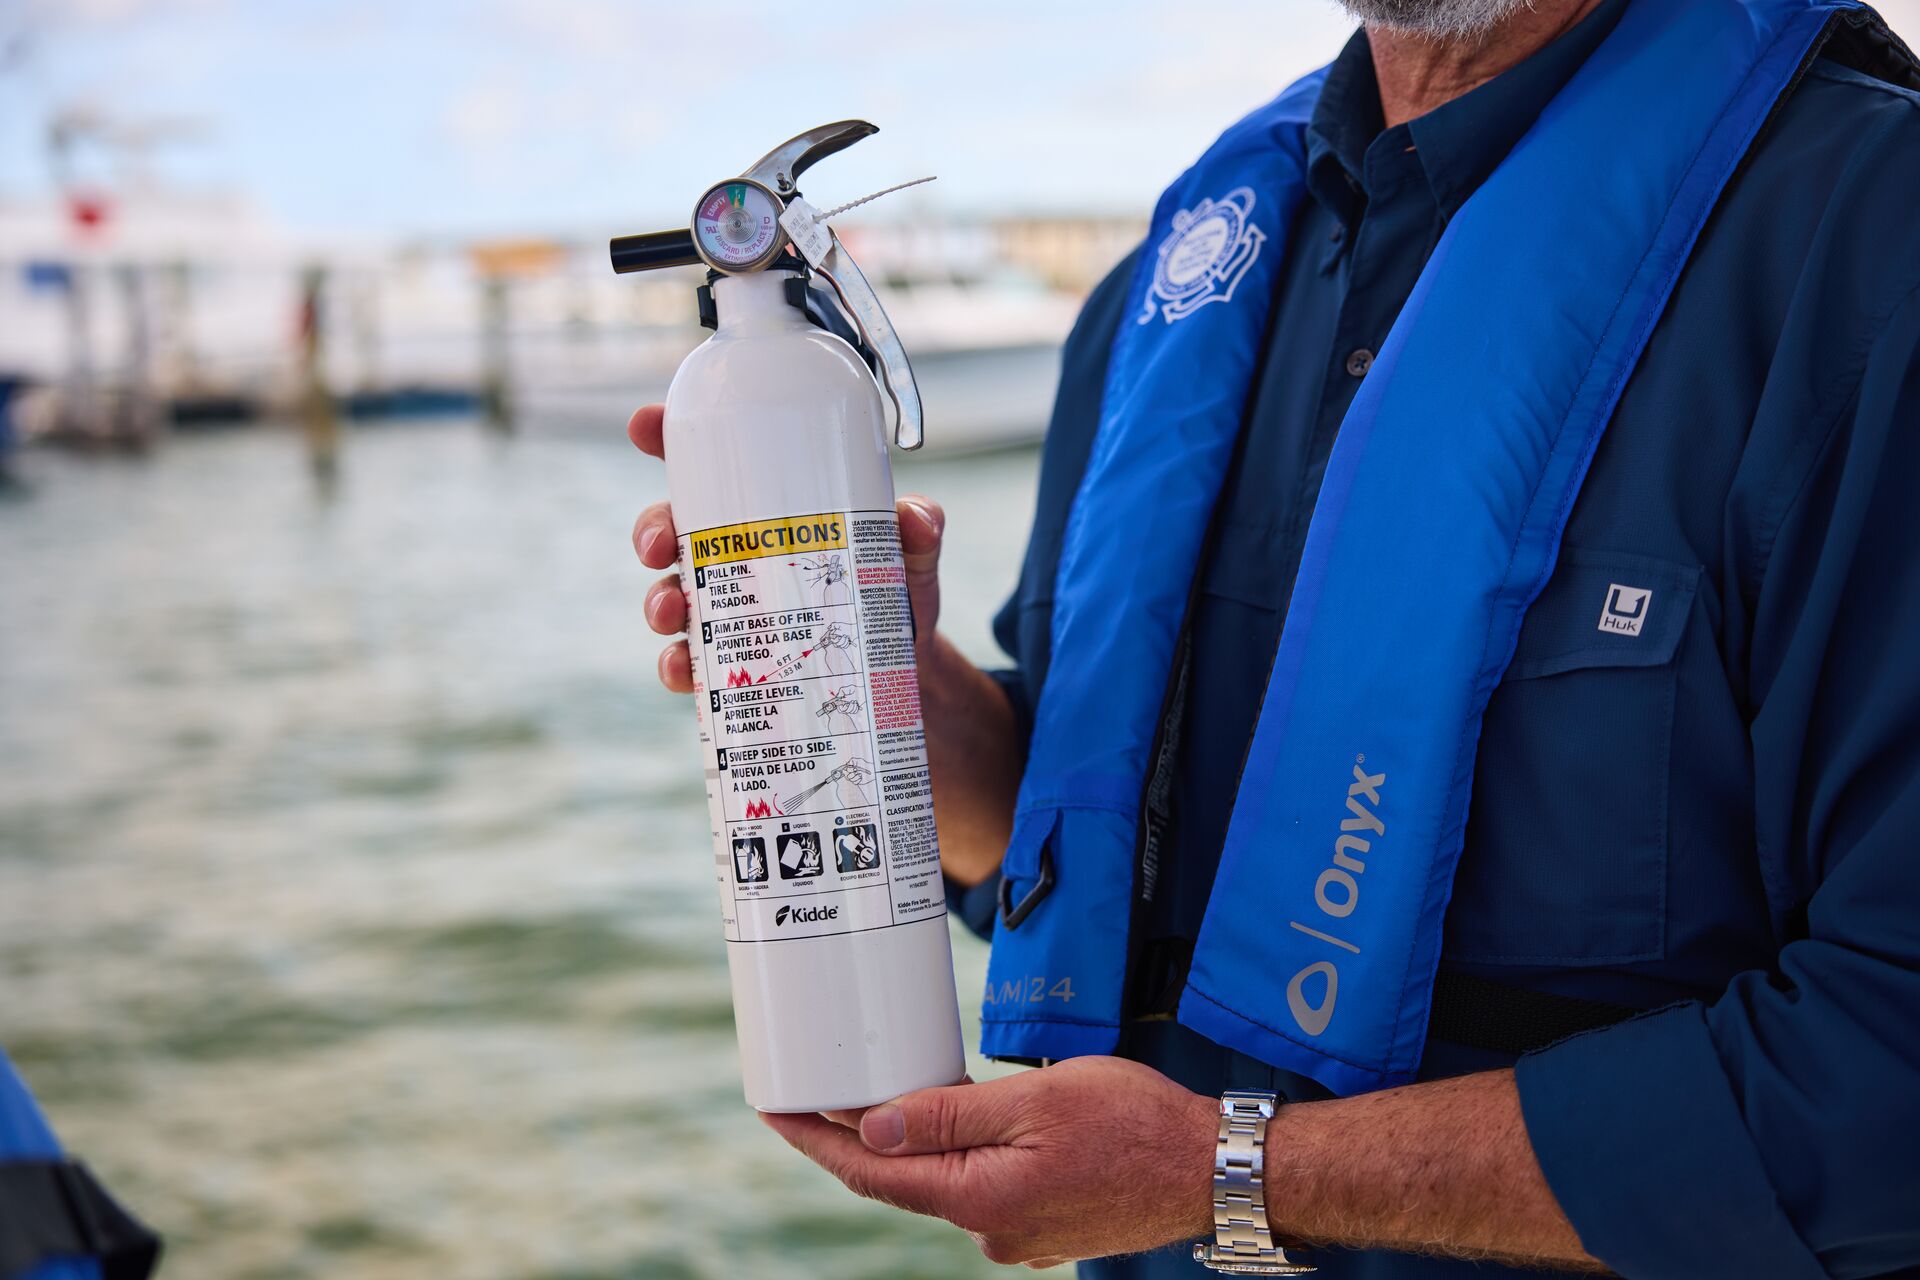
(1193, 1090, 1315, 1274)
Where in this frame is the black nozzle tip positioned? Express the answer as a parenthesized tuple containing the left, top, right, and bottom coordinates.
(610, 228, 700, 274)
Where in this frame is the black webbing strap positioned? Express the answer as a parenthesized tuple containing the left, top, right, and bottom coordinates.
(0, 1159, 161, 1280)
(1425, 970, 1642, 1057)
(1126, 937, 1642, 1057)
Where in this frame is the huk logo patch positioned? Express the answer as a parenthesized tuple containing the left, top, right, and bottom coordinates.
(1138, 187, 1265, 325)
(1598, 584, 1652, 636)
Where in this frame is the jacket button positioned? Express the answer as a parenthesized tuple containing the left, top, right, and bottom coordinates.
(1345, 348, 1374, 377)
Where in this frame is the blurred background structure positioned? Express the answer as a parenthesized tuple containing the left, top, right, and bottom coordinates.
(3, 2, 1918, 1278)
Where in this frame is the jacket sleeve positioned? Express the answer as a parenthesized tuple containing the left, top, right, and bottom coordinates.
(1514, 285, 1920, 1280)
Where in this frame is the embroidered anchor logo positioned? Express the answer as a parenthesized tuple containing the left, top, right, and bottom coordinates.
(1138, 187, 1266, 325)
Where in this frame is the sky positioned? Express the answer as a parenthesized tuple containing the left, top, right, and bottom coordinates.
(3, 0, 1916, 245)
(0, 0, 1359, 242)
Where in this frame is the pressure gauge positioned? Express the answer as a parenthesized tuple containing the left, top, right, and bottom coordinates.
(691, 178, 787, 273)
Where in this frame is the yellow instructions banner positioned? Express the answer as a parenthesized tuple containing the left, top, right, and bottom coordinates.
(687, 513, 848, 568)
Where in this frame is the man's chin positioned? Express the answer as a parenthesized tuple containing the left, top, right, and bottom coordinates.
(1337, 0, 1535, 41)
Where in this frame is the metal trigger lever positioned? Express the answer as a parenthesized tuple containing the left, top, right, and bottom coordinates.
(743, 120, 879, 194)
(812, 248, 924, 451)
(773, 163, 930, 451)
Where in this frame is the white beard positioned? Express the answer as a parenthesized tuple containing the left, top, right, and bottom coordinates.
(1339, 0, 1537, 40)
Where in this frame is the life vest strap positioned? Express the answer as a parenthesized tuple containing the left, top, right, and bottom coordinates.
(0, 1158, 160, 1280)
(1423, 972, 1642, 1058)
(1127, 936, 1638, 1057)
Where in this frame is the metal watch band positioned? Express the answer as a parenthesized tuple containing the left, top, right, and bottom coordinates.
(1193, 1089, 1315, 1275)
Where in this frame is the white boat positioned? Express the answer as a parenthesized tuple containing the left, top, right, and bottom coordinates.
(0, 188, 1104, 452)
(512, 264, 1079, 454)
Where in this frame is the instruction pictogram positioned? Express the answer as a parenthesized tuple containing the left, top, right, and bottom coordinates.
(733, 837, 769, 883)
(834, 822, 880, 873)
(816, 685, 865, 735)
(777, 831, 825, 880)
(780, 757, 873, 814)
(792, 553, 850, 606)
(812, 621, 857, 675)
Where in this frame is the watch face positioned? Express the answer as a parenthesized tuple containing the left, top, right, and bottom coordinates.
(693, 180, 784, 273)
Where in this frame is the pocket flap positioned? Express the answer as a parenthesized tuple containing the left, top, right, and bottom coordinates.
(1505, 548, 1701, 680)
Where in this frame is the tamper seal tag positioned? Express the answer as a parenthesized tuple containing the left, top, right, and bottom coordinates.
(779, 197, 835, 268)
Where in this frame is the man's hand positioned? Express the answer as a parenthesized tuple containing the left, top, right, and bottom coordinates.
(769, 1059, 1604, 1272)
(626, 403, 946, 693)
(761, 1057, 1217, 1268)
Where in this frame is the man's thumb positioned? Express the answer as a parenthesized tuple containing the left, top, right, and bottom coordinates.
(898, 496, 945, 566)
(860, 1079, 1010, 1155)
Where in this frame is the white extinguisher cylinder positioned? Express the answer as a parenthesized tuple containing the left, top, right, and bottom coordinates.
(663, 270, 965, 1111)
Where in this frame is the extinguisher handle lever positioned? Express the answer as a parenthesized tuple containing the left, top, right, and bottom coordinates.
(812, 245, 924, 451)
(744, 120, 879, 195)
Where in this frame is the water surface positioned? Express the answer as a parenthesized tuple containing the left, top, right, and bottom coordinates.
(0, 419, 1038, 1280)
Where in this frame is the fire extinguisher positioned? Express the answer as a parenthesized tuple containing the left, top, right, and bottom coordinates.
(611, 121, 964, 1111)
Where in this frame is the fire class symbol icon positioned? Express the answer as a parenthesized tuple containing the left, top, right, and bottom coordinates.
(777, 831, 824, 880)
(833, 822, 880, 873)
(733, 837, 768, 883)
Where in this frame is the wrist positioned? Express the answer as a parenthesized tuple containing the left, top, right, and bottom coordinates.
(1258, 1102, 1313, 1243)
(1196, 1090, 1318, 1274)
(915, 629, 975, 702)
(920, 636, 1021, 888)
(1186, 1088, 1225, 1237)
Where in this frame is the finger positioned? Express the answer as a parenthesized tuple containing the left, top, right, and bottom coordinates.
(976, 1235, 1055, 1269)
(644, 573, 687, 635)
(760, 1111, 949, 1217)
(860, 1078, 1027, 1155)
(821, 1106, 871, 1131)
(627, 404, 665, 458)
(657, 640, 693, 694)
(632, 502, 678, 570)
(831, 1073, 969, 1132)
(898, 495, 944, 571)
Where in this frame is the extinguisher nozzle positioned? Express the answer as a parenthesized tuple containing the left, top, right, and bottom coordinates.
(610, 228, 701, 274)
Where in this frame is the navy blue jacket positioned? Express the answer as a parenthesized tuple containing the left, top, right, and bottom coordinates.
(952, 7, 1920, 1277)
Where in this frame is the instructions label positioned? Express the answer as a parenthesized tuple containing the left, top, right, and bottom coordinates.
(679, 508, 943, 943)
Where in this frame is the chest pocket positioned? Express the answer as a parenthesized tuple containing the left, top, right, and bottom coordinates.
(1443, 547, 1701, 967)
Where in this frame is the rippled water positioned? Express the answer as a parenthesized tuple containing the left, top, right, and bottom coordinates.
(0, 419, 1037, 1280)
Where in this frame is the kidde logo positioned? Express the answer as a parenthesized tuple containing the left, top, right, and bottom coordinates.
(774, 903, 839, 927)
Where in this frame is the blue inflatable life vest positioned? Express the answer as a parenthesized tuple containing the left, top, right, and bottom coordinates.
(982, 0, 1897, 1094)
(0, 1050, 159, 1280)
